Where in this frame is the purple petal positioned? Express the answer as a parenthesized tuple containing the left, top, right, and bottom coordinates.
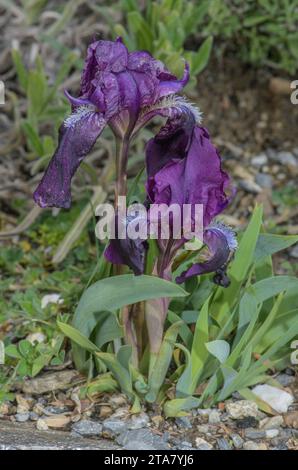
(94, 39, 128, 73)
(176, 226, 236, 284)
(147, 126, 230, 226)
(130, 70, 158, 107)
(33, 111, 106, 209)
(80, 41, 98, 96)
(64, 90, 94, 108)
(157, 62, 189, 99)
(104, 238, 146, 275)
(146, 107, 195, 177)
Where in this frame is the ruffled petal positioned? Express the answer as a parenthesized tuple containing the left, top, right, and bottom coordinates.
(146, 105, 195, 178)
(147, 125, 230, 226)
(157, 62, 189, 99)
(94, 38, 128, 73)
(176, 225, 237, 285)
(33, 110, 106, 209)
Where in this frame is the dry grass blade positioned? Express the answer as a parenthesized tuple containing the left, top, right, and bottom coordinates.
(0, 205, 42, 238)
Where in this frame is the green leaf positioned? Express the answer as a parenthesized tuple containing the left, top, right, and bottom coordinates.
(168, 310, 193, 349)
(18, 340, 33, 357)
(95, 350, 134, 400)
(11, 49, 28, 91)
(164, 396, 201, 417)
(239, 387, 277, 415)
(5, 344, 21, 359)
(72, 274, 187, 367)
(21, 121, 44, 155)
(179, 296, 210, 396)
(205, 340, 230, 363)
(192, 36, 213, 75)
(254, 234, 298, 262)
(94, 313, 122, 349)
(212, 205, 263, 325)
(57, 321, 99, 353)
(146, 321, 182, 403)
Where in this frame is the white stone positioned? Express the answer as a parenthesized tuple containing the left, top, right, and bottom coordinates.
(259, 415, 284, 430)
(195, 437, 213, 450)
(226, 400, 259, 419)
(36, 418, 49, 431)
(251, 154, 268, 166)
(208, 410, 221, 424)
(265, 429, 279, 439)
(243, 441, 267, 450)
(252, 385, 294, 414)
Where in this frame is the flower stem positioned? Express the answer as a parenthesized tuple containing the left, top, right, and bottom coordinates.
(115, 137, 130, 200)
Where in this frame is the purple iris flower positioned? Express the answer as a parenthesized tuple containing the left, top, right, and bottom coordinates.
(146, 112, 237, 286)
(33, 37, 189, 209)
(107, 103, 237, 286)
(33, 36, 236, 286)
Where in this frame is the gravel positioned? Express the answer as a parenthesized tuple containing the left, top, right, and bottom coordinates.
(116, 428, 169, 451)
(71, 419, 103, 437)
(265, 429, 279, 439)
(244, 428, 266, 440)
(255, 173, 273, 189)
(175, 416, 192, 429)
(259, 416, 284, 430)
(226, 401, 259, 419)
(217, 438, 232, 450)
(251, 154, 268, 167)
(195, 437, 213, 450)
(15, 413, 30, 423)
(231, 433, 244, 449)
(102, 418, 127, 435)
(208, 410, 221, 424)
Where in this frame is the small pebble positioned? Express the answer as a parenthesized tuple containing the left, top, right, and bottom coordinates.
(15, 413, 29, 423)
(259, 415, 284, 430)
(197, 424, 211, 435)
(265, 429, 279, 439)
(255, 173, 273, 189)
(252, 384, 294, 414)
(177, 441, 194, 450)
(244, 428, 266, 440)
(276, 373, 295, 387)
(128, 413, 149, 430)
(243, 441, 267, 450)
(29, 411, 39, 421)
(175, 416, 192, 429)
(102, 418, 126, 435)
(226, 401, 259, 419)
(196, 408, 212, 417)
(71, 419, 102, 437)
(195, 437, 213, 450)
(208, 410, 221, 424)
(231, 433, 244, 449)
(274, 151, 297, 166)
(217, 438, 232, 450)
(239, 180, 262, 194)
(36, 418, 48, 431)
(251, 154, 268, 166)
(236, 416, 259, 429)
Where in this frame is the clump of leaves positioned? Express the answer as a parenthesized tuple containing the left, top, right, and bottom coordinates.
(201, 0, 298, 74)
(11, 49, 77, 167)
(59, 206, 298, 415)
(111, 0, 213, 84)
(5, 333, 65, 378)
